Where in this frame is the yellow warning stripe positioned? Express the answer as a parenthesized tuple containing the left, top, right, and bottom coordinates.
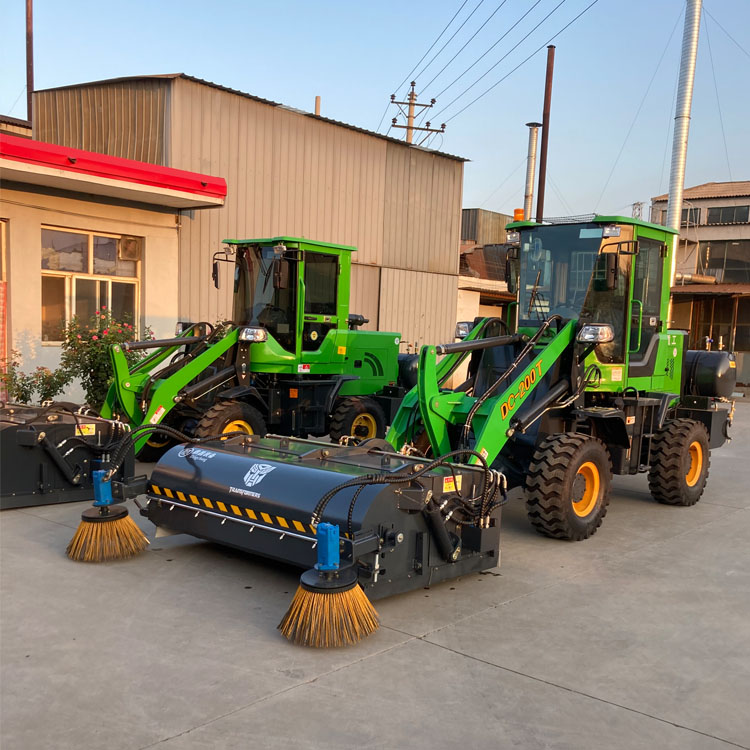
(150, 485, 317, 536)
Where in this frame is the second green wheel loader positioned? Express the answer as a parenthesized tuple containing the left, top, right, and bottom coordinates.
(100, 237, 417, 458)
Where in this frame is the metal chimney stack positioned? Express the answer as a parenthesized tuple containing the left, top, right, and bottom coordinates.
(523, 122, 542, 221)
(666, 0, 703, 232)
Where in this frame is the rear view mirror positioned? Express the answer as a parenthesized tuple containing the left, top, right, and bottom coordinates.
(273, 258, 291, 290)
(606, 252, 618, 290)
(212, 261, 220, 289)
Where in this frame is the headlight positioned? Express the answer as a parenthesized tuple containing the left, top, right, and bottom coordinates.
(455, 321, 472, 340)
(239, 327, 268, 342)
(577, 324, 615, 344)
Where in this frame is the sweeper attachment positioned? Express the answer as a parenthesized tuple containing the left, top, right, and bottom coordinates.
(143, 433, 506, 645)
(0, 402, 135, 510)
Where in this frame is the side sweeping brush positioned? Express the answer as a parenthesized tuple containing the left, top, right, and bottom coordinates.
(278, 523, 378, 647)
(66, 470, 149, 562)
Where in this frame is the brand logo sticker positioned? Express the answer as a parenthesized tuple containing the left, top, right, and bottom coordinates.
(178, 447, 216, 462)
(243, 463, 275, 488)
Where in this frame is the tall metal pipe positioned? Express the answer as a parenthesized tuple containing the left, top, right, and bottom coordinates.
(26, 0, 33, 123)
(666, 0, 702, 232)
(523, 122, 542, 221)
(535, 46, 555, 223)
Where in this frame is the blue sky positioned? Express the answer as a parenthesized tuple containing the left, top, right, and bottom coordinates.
(2, 0, 748, 217)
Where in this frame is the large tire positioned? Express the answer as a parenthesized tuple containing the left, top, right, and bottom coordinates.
(329, 397, 386, 442)
(137, 433, 175, 462)
(525, 433, 612, 541)
(648, 418, 709, 506)
(195, 400, 267, 440)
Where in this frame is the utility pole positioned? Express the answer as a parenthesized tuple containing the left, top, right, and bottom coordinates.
(535, 45, 555, 223)
(390, 82, 445, 145)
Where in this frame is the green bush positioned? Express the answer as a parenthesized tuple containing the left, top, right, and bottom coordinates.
(0, 351, 70, 404)
(60, 308, 152, 409)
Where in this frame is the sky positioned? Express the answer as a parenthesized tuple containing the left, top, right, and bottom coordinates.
(1, 0, 749, 218)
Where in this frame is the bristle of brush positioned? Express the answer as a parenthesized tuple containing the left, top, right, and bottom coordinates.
(66, 514, 149, 562)
(278, 584, 379, 647)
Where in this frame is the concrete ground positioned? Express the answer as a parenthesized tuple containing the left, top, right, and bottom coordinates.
(1, 405, 749, 750)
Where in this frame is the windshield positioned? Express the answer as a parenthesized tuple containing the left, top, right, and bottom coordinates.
(232, 246, 297, 352)
(518, 223, 604, 325)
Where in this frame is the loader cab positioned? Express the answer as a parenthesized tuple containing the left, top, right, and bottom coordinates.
(224, 237, 354, 357)
(506, 217, 677, 389)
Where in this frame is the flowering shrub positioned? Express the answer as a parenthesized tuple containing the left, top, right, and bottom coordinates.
(0, 351, 70, 404)
(60, 307, 153, 408)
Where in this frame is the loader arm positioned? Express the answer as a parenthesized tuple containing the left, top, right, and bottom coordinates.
(103, 329, 241, 451)
(387, 320, 576, 467)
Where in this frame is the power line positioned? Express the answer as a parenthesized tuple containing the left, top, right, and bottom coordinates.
(376, 0, 471, 132)
(432, 0, 572, 122)
(414, 0, 488, 82)
(421, 0, 511, 92)
(439, 0, 600, 125)
(479, 155, 528, 207)
(397, 0, 473, 90)
(704, 13, 733, 181)
(594, 7, 682, 212)
(547, 173, 574, 216)
(434, 0, 545, 100)
(704, 7, 750, 60)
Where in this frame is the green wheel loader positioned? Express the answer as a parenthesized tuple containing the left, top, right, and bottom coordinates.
(119, 214, 735, 624)
(100, 237, 414, 458)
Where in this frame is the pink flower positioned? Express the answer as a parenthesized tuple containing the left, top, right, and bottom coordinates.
(77, 334, 82, 339)
(118, 329, 122, 333)
(101, 305, 106, 310)
(102, 329, 109, 335)
(92, 335, 99, 341)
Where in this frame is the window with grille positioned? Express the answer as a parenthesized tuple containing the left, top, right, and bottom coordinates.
(706, 205, 749, 225)
(41, 227, 141, 342)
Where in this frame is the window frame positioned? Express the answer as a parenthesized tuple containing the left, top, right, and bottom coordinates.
(41, 225, 141, 344)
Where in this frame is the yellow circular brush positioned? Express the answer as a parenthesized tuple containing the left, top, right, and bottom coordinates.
(278, 522, 379, 648)
(66, 469, 149, 562)
(67, 504, 149, 562)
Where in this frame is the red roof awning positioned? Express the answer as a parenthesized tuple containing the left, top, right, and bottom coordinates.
(0, 133, 226, 209)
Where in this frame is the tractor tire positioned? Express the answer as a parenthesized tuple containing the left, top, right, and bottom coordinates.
(525, 433, 612, 541)
(648, 418, 709, 506)
(137, 433, 175, 463)
(329, 397, 386, 442)
(194, 400, 267, 441)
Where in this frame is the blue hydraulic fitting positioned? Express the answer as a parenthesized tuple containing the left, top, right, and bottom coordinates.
(315, 522, 340, 571)
(92, 469, 114, 507)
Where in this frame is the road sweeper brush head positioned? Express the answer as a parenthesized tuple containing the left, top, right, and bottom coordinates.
(278, 523, 379, 647)
(66, 470, 148, 562)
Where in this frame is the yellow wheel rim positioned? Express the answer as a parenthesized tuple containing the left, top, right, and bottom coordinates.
(146, 435, 170, 449)
(572, 461, 600, 518)
(352, 413, 377, 439)
(685, 440, 703, 487)
(222, 419, 254, 437)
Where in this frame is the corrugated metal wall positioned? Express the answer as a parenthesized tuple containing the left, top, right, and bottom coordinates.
(379, 268, 458, 351)
(34, 80, 170, 164)
(461, 208, 512, 245)
(34, 75, 463, 346)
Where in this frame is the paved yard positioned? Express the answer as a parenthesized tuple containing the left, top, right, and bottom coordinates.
(2, 404, 749, 749)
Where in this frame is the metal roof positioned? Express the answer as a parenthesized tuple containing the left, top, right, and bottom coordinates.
(671, 283, 750, 296)
(652, 181, 750, 202)
(36, 73, 467, 163)
(1, 133, 227, 209)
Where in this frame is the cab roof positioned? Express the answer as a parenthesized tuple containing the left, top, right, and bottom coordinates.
(506, 215, 679, 235)
(222, 237, 356, 252)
